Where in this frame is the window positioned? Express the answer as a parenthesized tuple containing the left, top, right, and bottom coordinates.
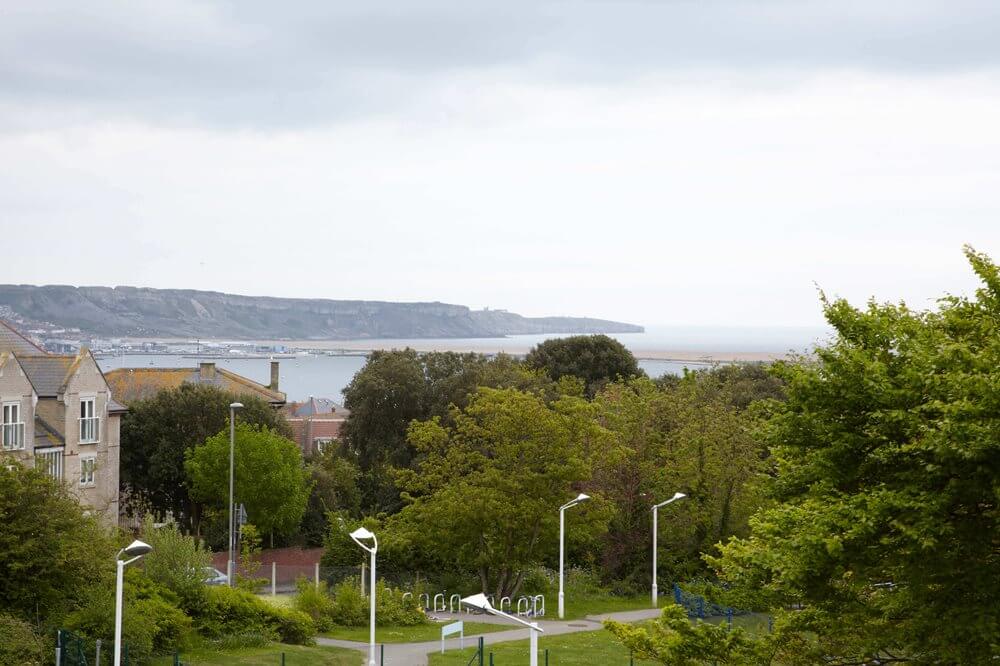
(35, 447, 64, 481)
(2, 401, 24, 450)
(79, 398, 99, 444)
(80, 456, 96, 486)
(314, 437, 333, 454)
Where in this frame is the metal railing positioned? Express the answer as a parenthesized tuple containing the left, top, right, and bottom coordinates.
(79, 416, 100, 443)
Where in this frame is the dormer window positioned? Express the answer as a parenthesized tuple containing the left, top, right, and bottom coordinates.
(2, 402, 24, 450)
(79, 398, 99, 444)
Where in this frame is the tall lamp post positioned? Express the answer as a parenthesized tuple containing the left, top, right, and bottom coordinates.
(462, 593, 544, 666)
(115, 540, 153, 666)
(350, 527, 378, 666)
(227, 402, 243, 587)
(651, 492, 686, 607)
(558, 492, 590, 619)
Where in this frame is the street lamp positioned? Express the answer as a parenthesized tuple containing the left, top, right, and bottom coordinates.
(462, 593, 544, 666)
(227, 402, 243, 587)
(114, 540, 153, 666)
(558, 492, 590, 619)
(350, 527, 378, 666)
(651, 492, 686, 607)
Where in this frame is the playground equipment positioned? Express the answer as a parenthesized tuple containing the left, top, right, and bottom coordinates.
(516, 596, 530, 616)
(433, 593, 446, 613)
(533, 595, 546, 617)
(420, 593, 430, 609)
(499, 597, 512, 613)
(450, 594, 462, 614)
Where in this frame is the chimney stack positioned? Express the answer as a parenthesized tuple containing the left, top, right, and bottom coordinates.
(199, 362, 216, 381)
(270, 361, 280, 391)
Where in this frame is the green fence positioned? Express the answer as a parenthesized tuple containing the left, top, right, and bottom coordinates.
(57, 629, 135, 666)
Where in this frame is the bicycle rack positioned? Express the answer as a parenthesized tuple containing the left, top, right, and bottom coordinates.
(533, 595, 545, 617)
(450, 594, 462, 614)
(499, 597, 512, 613)
(434, 593, 446, 613)
(516, 596, 530, 616)
(420, 593, 430, 609)
(402, 592, 413, 604)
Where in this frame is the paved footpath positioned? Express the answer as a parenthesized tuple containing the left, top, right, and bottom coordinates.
(316, 608, 662, 666)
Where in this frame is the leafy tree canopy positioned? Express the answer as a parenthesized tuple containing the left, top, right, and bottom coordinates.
(0, 463, 114, 625)
(525, 334, 642, 396)
(120, 383, 291, 530)
(341, 349, 551, 512)
(300, 444, 362, 547)
(706, 246, 1000, 664)
(185, 423, 310, 539)
(388, 387, 608, 598)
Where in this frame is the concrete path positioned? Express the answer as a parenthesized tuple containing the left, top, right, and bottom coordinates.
(316, 608, 662, 666)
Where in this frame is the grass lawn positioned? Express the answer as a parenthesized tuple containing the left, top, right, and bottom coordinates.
(322, 621, 511, 643)
(150, 643, 360, 665)
(561, 594, 652, 619)
(427, 627, 659, 666)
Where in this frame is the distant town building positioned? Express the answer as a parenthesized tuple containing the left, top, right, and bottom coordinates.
(0, 320, 126, 525)
(281, 397, 349, 456)
(104, 360, 286, 408)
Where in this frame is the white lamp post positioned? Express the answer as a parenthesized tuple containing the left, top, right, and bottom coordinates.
(462, 593, 544, 666)
(114, 540, 153, 666)
(651, 492, 686, 607)
(558, 492, 590, 619)
(350, 527, 378, 666)
(227, 402, 243, 587)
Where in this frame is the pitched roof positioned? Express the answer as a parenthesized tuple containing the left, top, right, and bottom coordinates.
(284, 397, 343, 417)
(0, 320, 46, 356)
(18, 355, 77, 397)
(34, 414, 65, 447)
(104, 366, 286, 406)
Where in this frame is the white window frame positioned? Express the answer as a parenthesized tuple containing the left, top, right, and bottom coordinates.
(313, 437, 333, 454)
(2, 401, 25, 451)
(79, 397, 100, 444)
(80, 455, 96, 486)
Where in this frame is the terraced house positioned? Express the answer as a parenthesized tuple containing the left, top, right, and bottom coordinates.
(0, 321, 125, 524)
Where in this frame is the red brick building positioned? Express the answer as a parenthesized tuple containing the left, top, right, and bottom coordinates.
(281, 397, 348, 457)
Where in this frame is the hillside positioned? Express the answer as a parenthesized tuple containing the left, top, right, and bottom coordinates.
(0, 285, 643, 339)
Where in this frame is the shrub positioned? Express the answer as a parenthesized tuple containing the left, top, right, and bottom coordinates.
(293, 578, 336, 632)
(197, 586, 315, 645)
(63, 571, 192, 660)
(140, 515, 211, 614)
(327, 579, 426, 627)
(0, 614, 46, 666)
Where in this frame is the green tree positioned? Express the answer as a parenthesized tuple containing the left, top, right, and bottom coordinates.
(341, 349, 551, 512)
(589, 377, 766, 586)
(389, 388, 605, 598)
(185, 423, 310, 543)
(526, 334, 642, 396)
(140, 515, 211, 613)
(706, 247, 1000, 663)
(300, 445, 362, 547)
(120, 383, 291, 531)
(0, 463, 114, 625)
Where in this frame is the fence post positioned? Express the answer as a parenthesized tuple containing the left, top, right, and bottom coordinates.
(124, 643, 129, 665)
(726, 607, 733, 631)
(314, 562, 320, 590)
(381, 643, 384, 665)
(55, 647, 61, 666)
(281, 651, 286, 666)
(545, 648, 549, 666)
(272, 561, 277, 596)
(174, 649, 180, 665)
(96, 638, 102, 666)
(478, 636, 484, 666)
(489, 652, 494, 666)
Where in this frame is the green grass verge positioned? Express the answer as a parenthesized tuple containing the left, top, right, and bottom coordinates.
(150, 642, 360, 665)
(427, 627, 659, 666)
(560, 594, 652, 619)
(322, 621, 511, 643)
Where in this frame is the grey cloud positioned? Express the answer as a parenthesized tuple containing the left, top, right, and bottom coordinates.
(2, 0, 1000, 128)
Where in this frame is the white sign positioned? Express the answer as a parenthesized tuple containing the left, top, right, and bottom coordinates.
(441, 621, 464, 653)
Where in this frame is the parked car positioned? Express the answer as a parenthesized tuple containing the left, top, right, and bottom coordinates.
(202, 567, 229, 586)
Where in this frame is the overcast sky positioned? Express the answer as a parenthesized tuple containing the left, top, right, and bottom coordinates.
(2, 1, 999, 327)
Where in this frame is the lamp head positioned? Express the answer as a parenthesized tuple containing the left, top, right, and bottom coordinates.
(349, 526, 377, 553)
(575, 493, 590, 503)
(122, 539, 153, 558)
(461, 593, 493, 612)
(230, 402, 244, 409)
(655, 492, 688, 509)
